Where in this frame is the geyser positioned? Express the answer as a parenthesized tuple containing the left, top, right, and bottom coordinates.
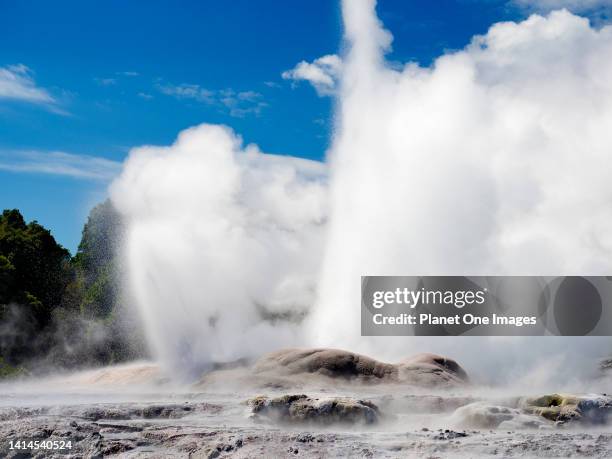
(112, 0, 612, 384)
(309, 0, 612, 383)
(110, 124, 326, 375)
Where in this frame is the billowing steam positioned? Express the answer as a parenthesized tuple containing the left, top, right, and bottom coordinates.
(110, 125, 326, 375)
(309, 0, 612, 383)
(111, 0, 612, 384)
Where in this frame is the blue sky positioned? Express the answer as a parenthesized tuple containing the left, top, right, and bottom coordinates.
(0, 0, 606, 252)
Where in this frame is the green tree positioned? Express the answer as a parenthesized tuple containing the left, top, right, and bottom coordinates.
(0, 209, 72, 364)
(73, 200, 122, 318)
(0, 203, 145, 375)
(0, 209, 72, 312)
(68, 200, 144, 364)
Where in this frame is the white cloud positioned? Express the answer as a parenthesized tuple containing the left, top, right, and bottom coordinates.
(0, 64, 56, 105)
(282, 54, 342, 96)
(513, 0, 612, 13)
(0, 149, 122, 181)
(157, 83, 266, 117)
(138, 92, 153, 100)
(157, 83, 214, 103)
(94, 77, 117, 86)
(219, 89, 267, 117)
(116, 71, 139, 77)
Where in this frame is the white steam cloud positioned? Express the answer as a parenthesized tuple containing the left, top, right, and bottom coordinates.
(112, 1, 612, 385)
(309, 1, 612, 382)
(110, 125, 326, 375)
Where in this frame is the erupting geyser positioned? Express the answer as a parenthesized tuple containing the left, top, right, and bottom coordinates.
(110, 125, 327, 375)
(111, 0, 612, 384)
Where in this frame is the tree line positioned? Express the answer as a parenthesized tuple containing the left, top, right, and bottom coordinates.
(0, 201, 145, 378)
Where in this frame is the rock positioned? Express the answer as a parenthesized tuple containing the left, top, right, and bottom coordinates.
(98, 440, 136, 456)
(296, 433, 315, 442)
(434, 429, 468, 440)
(599, 358, 612, 373)
(248, 394, 380, 425)
(72, 402, 220, 422)
(520, 393, 612, 425)
(451, 402, 549, 430)
(578, 396, 612, 424)
(375, 394, 476, 415)
(398, 353, 469, 385)
(251, 348, 468, 388)
(253, 349, 396, 381)
(58, 362, 166, 386)
(520, 394, 581, 423)
(201, 446, 221, 459)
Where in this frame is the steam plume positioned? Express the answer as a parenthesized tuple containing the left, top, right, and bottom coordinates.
(111, 125, 326, 375)
(112, 1, 612, 384)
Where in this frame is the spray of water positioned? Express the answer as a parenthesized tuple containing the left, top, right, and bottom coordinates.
(309, 0, 612, 384)
(110, 124, 326, 375)
(111, 0, 612, 385)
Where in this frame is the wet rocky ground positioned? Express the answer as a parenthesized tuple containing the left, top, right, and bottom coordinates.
(1, 395, 612, 458)
(1, 349, 611, 458)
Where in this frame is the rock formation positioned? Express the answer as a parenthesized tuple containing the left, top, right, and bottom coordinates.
(248, 394, 380, 425)
(250, 348, 468, 388)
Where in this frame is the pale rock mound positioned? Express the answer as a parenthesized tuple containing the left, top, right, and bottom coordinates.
(65, 362, 164, 386)
(397, 353, 469, 386)
(451, 402, 549, 430)
(251, 348, 468, 388)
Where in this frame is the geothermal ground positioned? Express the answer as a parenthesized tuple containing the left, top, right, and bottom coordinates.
(1, 349, 611, 458)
